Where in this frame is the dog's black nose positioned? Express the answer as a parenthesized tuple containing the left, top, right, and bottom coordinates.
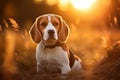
(48, 30, 55, 35)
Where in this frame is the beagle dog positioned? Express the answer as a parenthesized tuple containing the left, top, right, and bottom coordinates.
(29, 14, 82, 74)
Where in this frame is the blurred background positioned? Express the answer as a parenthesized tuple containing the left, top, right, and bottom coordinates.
(0, 0, 120, 80)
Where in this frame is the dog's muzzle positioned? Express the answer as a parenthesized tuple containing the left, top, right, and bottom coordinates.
(48, 30, 55, 39)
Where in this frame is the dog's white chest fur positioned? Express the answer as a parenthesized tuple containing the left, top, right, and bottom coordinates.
(36, 42, 71, 74)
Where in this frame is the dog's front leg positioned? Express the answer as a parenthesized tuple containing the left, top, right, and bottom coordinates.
(61, 65, 71, 74)
(37, 61, 40, 72)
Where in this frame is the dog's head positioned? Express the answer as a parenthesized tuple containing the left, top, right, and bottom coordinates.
(29, 14, 70, 46)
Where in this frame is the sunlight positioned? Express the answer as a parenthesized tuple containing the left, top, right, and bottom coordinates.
(46, 0, 57, 6)
(58, 0, 69, 11)
(70, 0, 96, 10)
(59, 0, 69, 5)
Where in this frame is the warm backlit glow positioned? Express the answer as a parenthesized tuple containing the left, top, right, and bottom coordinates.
(33, 0, 98, 11)
(59, 0, 69, 5)
(70, 0, 96, 10)
(58, 0, 69, 11)
(46, 0, 57, 6)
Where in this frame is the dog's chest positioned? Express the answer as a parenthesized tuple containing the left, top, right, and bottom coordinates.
(36, 44, 69, 65)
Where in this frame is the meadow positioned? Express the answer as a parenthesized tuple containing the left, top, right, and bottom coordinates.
(0, 18, 120, 80)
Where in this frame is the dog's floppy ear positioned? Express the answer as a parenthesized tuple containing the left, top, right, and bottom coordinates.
(29, 18, 41, 43)
(58, 17, 70, 42)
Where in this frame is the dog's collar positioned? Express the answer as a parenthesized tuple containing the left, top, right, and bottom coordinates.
(43, 41, 60, 49)
(44, 44, 57, 49)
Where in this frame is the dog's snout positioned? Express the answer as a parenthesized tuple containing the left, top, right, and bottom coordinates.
(48, 30, 55, 35)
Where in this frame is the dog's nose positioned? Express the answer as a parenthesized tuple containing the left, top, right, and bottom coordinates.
(48, 30, 55, 35)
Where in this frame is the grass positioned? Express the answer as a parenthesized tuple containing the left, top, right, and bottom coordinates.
(0, 19, 120, 80)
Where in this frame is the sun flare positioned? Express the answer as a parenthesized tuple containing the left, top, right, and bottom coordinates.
(70, 0, 96, 10)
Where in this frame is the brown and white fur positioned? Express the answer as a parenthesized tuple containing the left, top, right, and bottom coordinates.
(29, 14, 82, 74)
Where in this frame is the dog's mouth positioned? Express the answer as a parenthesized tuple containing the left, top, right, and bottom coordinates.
(43, 38, 57, 47)
(48, 35, 56, 40)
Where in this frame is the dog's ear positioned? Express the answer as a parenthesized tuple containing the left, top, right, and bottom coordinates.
(58, 17, 70, 42)
(29, 18, 41, 43)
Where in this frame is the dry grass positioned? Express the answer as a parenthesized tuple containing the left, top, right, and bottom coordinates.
(0, 18, 120, 80)
(91, 42, 120, 80)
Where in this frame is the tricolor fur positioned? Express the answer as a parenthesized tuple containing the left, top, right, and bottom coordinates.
(29, 14, 82, 74)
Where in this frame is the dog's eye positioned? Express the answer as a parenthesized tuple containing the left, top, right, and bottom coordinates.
(41, 22, 47, 26)
(53, 22, 59, 26)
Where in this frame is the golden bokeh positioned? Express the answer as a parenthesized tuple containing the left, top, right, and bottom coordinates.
(46, 0, 57, 6)
(70, 0, 96, 10)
